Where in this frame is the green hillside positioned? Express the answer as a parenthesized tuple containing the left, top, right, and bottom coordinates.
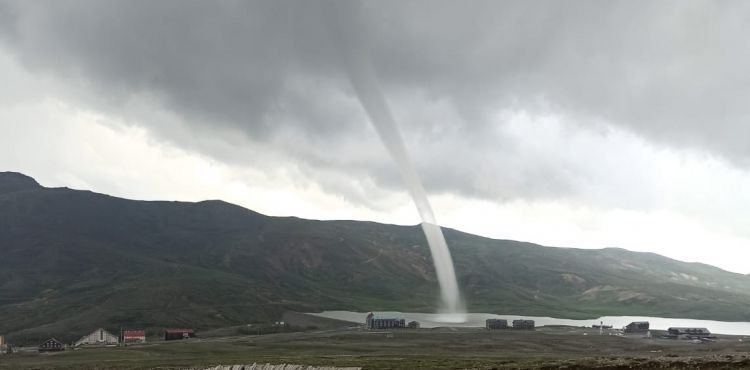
(1, 171, 750, 345)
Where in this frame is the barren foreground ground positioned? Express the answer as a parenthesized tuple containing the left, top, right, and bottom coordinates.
(3, 316, 750, 369)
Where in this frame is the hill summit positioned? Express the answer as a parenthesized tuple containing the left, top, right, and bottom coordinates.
(0, 171, 41, 194)
(1, 172, 750, 345)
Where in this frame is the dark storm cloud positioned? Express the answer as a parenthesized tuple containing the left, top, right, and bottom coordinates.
(1, 0, 749, 205)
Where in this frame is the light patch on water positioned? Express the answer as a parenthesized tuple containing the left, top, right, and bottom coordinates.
(435, 312, 468, 324)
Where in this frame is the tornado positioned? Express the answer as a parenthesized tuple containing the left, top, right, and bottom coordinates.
(325, 1, 465, 319)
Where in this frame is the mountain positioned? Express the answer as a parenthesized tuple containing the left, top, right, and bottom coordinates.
(2, 171, 750, 344)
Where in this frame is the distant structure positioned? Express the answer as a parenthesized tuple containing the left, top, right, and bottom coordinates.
(624, 321, 650, 333)
(593, 321, 612, 335)
(0, 335, 6, 354)
(164, 328, 195, 340)
(512, 320, 535, 330)
(365, 312, 405, 329)
(39, 338, 65, 352)
(122, 330, 147, 344)
(486, 319, 508, 329)
(74, 328, 119, 347)
(407, 321, 420, 329)
(667, 327, 712, 339)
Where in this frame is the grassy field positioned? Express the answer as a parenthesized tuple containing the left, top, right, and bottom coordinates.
(4, 324, 750, 369)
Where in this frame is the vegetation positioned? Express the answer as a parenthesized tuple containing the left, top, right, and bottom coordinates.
(2, 326, 750, 369)
(234, 323, 314, 336)
(2, 171, 750, 345)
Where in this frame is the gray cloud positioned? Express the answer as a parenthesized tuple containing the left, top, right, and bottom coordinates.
(1, 0, 749, 209)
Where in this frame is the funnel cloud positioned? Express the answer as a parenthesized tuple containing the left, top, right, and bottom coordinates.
(326, 1, 464, 316)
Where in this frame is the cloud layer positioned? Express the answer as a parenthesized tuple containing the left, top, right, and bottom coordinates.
(4, 1, 750, 200)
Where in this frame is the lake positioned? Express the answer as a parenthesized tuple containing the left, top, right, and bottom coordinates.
(309, 311, 750, 336)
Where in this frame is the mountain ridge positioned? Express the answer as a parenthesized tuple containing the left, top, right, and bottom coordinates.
(1, 172, 750, 345)
(0, 171, 41, 194)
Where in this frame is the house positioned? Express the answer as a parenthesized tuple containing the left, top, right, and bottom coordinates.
(164, 328, 195, 340)
(486, 319, 508, 329)
(667, 327, 712, 338)
(407, 321, 420, 329)
(122, 330, 146, 344)
(39, 338, 65, 352)
(365, 312, 406, 329)
(512, 319, 535, 329)
(624, 321, 650, 333)
(74, 328, 119, 347)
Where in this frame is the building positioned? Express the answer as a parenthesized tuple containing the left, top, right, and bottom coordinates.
(407, 321, 420, 329)
(0, 335, 6, 354)
(164, 328, 195, 340)
(512, 319, 535, 329)
(624, 321, 650, 333)
(74, 328, 119, 347)
(667, 327, 712, 338)
(486, 319, 508, 329)
(122, 330, 146, 344)
(39, 338, 65, 352)
(365, 312, 406, 329)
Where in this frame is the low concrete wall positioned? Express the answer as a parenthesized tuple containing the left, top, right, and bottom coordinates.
(201, 364, 361, 370)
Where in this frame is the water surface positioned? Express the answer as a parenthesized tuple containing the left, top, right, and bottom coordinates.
(310, 311, 750, 336)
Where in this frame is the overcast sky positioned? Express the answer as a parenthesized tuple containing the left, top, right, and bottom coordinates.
(2, 0, 749, 273)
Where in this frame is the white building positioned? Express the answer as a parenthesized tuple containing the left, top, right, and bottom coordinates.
(74, 328, 119, 347)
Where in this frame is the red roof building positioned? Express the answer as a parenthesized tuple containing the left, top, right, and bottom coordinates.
(122, 330, 146, 344)
(164, 328, 195, 341)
